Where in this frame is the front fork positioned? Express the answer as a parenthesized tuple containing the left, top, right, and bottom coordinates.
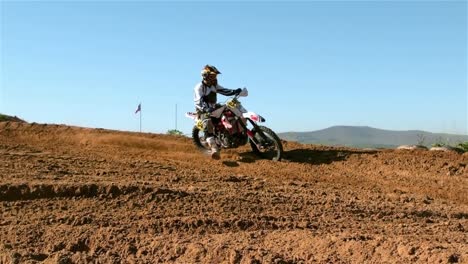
(237, 117, 269, 150)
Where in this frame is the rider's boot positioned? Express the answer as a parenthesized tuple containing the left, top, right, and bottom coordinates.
(206, 137, 220, 160)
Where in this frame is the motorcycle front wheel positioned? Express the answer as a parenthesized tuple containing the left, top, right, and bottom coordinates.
(249, 125, 283, 161)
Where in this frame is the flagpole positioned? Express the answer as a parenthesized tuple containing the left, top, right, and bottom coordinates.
(140, 102, 142, 133)
(175, 103, 177, 130)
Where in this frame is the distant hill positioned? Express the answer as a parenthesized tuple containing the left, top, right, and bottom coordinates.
(0, 114, 26, 123)
(278, 126, 468, 149)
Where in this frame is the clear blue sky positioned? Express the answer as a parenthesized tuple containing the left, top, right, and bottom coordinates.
(1, 1, 467, 135)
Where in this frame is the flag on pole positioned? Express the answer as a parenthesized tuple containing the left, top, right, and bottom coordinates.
(135, 103, 141, 114)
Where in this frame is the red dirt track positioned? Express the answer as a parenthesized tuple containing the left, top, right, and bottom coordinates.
(1, 121, 467, 263)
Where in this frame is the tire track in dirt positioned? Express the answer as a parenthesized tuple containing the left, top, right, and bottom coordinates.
(0, 183, 188, 201)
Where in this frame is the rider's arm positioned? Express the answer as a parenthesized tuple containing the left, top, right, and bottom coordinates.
(194, 83, 207, 111)
(216, 85, 242, 96)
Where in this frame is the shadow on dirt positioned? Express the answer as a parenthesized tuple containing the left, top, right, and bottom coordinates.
(222, 161, 240, 167)
(283, 149, 379, 165)
(237, 153, 258, 163)
(238, 149, 379, 165)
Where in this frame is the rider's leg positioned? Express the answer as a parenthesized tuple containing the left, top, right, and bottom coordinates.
(203, 117, 220, 159)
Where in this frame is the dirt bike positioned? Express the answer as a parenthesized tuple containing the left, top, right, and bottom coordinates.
(185, 88, 283, 161)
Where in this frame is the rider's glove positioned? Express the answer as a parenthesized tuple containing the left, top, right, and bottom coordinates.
(235, 88, 242, 95)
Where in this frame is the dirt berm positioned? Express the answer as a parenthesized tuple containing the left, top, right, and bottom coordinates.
(0, 121, 467, 263)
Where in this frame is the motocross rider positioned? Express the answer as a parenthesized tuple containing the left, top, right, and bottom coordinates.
(194, 65, 242, 159)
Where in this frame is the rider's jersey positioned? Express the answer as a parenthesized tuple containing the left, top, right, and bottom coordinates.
(194, 82, 238, 112)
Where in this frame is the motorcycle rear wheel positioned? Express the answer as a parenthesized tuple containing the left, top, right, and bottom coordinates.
(192, 126, 210, 152)
(249, 125, 283, 161)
